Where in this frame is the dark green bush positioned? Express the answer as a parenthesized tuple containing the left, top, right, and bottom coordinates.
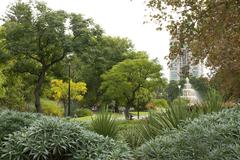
(0, 110, 40, 141)
(74, 108, 93, 117)
(1, 117, 133, 160)
(137, 108, 240, 160)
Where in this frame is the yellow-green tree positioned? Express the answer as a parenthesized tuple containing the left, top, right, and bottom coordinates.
(50, 79, 87, 116)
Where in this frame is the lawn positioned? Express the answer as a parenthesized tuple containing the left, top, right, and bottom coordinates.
(72, 111, 149, 122)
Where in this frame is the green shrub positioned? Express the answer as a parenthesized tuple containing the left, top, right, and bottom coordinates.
(117, 120, 146, 149)
(1, 117, 133, 160)
(137, 108, 240, 160)
(152, 98, 169, 108)
(41, 98, 64, 117)
(172, 97, 189, 106)
(118, 126, 144, 149)
(140, 105, 197, 141)
(74, 108, 93, 117)
(91, 111, 119, 139)
(0, 110, 39, 141)
(202, 88, 223, 113)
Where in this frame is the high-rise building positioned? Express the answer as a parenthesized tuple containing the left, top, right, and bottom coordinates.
(169, 43, 203, 81)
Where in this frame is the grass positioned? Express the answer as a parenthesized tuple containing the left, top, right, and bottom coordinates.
(72, 111, 149, 122)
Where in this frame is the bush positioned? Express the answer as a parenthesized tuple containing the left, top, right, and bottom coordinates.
(202, 88, 223, 113)
(118, 126, 144, 149)
(137, 108, 240, 160)
(1, 117, 133, 160)
(0, 110, 40, 141)
(41, 98, 64, 116)
(91, 111, 119, 139)
(74, 108, 93, 117)
(117, 120, 146, 149)
(152, 98, 169, 108)
(172, 97, 189, 106)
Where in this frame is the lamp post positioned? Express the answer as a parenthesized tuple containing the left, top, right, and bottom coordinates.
(67, 53, 73, 117)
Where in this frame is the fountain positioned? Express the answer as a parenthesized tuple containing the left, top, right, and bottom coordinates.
(181, 78, 200, 105)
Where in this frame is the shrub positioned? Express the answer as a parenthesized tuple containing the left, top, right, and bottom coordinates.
(0, 110, 39, 141)
(137, 108, 240, 160)
(202, 88, 223, 113)
(140, 104, 197, 141)
(91, 111, 119, 139)
(41, 98, 64, 116)
(74, 108, 93, 117)
(152, 98, 169, 108)
(1, 117, 133, 160)
(118, 125, 144, 149)
(172, 97, 189, 106)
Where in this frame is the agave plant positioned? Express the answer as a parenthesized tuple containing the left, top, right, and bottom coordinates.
(91, 110, 119, 139)
(139, 104, 198, 141)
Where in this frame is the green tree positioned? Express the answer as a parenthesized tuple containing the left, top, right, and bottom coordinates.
(166, 80, 180, 102)
(101, 58, 164, 119)
(2, 1, 96, 112)
(0, 69, 5, 98)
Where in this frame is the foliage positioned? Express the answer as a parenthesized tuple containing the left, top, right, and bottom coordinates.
(137, 108, 240, 160)
(118, 126, 144, 149)
(147, 0, 240, 99)
(0, 110, 39, 141)
(1, 1, 101, 112)
(151, 98, 169, 109)
(41, 98, 64, 117)
(51, 79, 87, 102)
(74, 108, 93, 117)
(50, 79, 87, 116)
(202, 89, 223, 114)
(101, 58, 165, 119)
(0, 69, 5, 98)
(0, 116, 133, 160)
(172, 97, 189, 107)
(165, 80, 180, 102)
(140, 105, 196, 141)
(190, 77, 211, 100)
(91, 110, 120, 139)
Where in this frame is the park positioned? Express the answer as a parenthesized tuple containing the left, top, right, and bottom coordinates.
(0, 0, 240, 159)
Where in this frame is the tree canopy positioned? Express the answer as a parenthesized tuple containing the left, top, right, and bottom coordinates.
(147, 0, 240, 99)
(101, 57, 165, 119)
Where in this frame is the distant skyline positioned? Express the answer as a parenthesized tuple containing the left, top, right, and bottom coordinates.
(0, 0, 170, 79)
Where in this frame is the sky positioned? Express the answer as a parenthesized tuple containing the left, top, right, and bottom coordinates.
(0, 0, 170, 79)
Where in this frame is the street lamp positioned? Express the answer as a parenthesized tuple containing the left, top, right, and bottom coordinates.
(178, 85, 181, 97)
(66, 53, 73, 117)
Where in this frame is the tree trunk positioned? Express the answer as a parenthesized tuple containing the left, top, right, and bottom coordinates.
(34, 69, 46, 113)
(124, 106, 130, 120)
(114, 101, 120, 113)
(63, 100, 67, 117)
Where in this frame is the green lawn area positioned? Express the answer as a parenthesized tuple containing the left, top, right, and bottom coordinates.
(72, 111, 149, 122)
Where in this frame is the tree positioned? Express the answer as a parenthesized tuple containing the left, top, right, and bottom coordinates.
(166, 80, 180, 102)
(147, 0, 240, 98)
(0, 69, 5, 98)
(50, 79, 87, 116)
(101, 58, 164, 119)
(2, 1, 96, 112)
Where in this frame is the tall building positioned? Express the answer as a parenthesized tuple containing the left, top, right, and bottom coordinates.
(169, 43, 203, 81)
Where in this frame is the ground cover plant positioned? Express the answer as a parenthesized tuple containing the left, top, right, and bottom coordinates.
(136, 108, 240, 160)
(0, 110, 41, 141)
(0, 113, 133, 160)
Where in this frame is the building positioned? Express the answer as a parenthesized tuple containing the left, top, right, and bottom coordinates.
(169, 46, 203, 81)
